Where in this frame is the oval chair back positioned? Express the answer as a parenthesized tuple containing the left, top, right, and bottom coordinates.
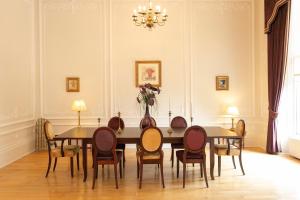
(235, 120, 246, 137)
(140, 127, 163, 153)
(171, 116, 187, 129)
(184, 126, 207, 153)
(44, 120, 55, 140)
(93, 127, 117, 155)
(139, 117, 157, 129)
(108, 117, 125, 131)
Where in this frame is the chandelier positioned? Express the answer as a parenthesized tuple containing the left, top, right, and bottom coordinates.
(132, 0, 168, 30)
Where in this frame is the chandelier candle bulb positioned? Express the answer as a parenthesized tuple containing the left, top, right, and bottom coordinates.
(156, 5, 161, 12)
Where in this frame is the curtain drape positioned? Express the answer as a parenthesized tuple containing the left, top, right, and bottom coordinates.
(264, 0, 291, 154)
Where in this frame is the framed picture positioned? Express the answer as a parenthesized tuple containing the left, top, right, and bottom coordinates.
(135, 60, 162, 87)
(216, 76, 229, 90)
(66, 77, 80, 92)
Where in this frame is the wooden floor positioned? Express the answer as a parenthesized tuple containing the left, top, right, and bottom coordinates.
(0, 148, 299, 200)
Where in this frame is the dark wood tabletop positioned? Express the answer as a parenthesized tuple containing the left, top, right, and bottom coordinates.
(55, 126, 240, 143)
(55, 126, 240, 181)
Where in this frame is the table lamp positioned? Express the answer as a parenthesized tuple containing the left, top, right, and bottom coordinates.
(72, 100, 87, 127)
(227, 106, 239, 131)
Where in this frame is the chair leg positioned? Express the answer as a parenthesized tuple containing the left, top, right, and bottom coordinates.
(200, 163, 203, 178)
(92, 148, 94, 168)
(119, 160, 122, 179)
(45, 157, 52, 177)
(95, 164, 98, 179)
(92, 164, 97, 189)
(53, 158, 57, 172)
(171, 147, 174, 167)
(238, 154, 245, 175)
(183, 163, 186, 188)
(114, 163, 119, 189)
(176, 158, 179, 178)
(193, 163, 194, 167)
(70, 157, 74, 177)
(160, 161, 165, 188)
(218, 156, 221, 177)
(137, 160, 139, 178)
(203, 159, 209, 188)
(123, 149, 126, 168)
(77, 153, 80, 171)
(232, 156, 236, 169)
(139, 163, 143, 189)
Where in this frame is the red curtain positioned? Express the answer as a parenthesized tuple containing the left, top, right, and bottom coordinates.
(264, 0, 291, 154)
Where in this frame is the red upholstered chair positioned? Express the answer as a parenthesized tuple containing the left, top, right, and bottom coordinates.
(136, 127, 165, 189)
(44, 121, 80, 178)
(170, 116, 187, 167)
(108, 116, 126, 166)
(176, 126, 208, 188)
(92, 127, 122, 189)
(139, 116, 157, 129)
(214, 119, 246, 176)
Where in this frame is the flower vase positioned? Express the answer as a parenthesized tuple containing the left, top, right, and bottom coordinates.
(140, 103, 153, 129)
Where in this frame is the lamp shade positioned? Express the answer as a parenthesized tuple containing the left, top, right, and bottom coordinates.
(227, 106, 239, 116)
(72, 100, 87, 112)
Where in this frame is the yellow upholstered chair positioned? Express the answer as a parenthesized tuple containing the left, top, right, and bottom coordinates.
(214, 119, 246, 176)
(136, 127, 165, 189)
(44, 121, 80, 177)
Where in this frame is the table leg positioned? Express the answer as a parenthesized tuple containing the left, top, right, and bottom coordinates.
(209, 138, 215, 180)
(82, 139, 88, 182)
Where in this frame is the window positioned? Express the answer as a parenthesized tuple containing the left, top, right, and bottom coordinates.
(278, 0, 300, 150)
(294, 57, 300, 135)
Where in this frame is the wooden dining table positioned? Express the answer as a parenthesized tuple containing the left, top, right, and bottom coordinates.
(55, 126, 240, 182)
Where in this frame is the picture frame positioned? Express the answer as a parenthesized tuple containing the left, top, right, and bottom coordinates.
(66, 77, 80, 92)
(216, 76, 229, 90)
(135, 60, 162, 87)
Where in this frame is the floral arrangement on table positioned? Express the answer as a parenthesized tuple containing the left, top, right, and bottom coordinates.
(136, 83, 160, 117)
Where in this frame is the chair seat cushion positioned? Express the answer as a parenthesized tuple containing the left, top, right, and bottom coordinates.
(176, 150, 204, 161)
(136, 150, 163, 161)
(171, 143, 184, 149)
(214, 144, 240, 156)
(51, 145, 80, 157)
(96, 151, 122, 161)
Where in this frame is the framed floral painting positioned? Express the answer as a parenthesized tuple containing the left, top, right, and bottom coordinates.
(135, 60, 161, 87)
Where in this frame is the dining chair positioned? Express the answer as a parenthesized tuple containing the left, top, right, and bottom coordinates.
(108, 116, 126, 167)
(176, 125, 208, 188)
(44, 120, 80, 178)
(136, 127, 165, 189)
(139, 116, 156, 129)
(214, 119, 246, 176)
(170, 116, 187, 167)
(92, 127, 122, 189)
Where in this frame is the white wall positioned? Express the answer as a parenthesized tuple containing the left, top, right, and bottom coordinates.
(0, 0, 270, 168)
(0, 0, 38, 167)
(39, 0, 269, 148)
(253, 0, 268, 149)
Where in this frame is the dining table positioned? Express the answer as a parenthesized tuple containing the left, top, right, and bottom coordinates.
(55, 126, 240, 182)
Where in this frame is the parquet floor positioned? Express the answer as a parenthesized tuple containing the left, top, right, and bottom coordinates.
(0, 148, 299, 200)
